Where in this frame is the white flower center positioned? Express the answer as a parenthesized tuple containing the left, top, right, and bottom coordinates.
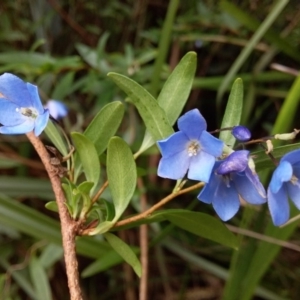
(16, 107, 38, 119)
(291, 174, 300, 187)
(187, 140, 200, 157)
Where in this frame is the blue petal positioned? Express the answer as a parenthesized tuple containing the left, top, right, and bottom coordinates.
(269, 161, 293, 194)
(188, 151, 215, 182)
(26, 83, 44, 113)
(177, 109, 206, 140)
(287, 181, 300, 210)
(232, 126, 251, 142)
(281, 149, 300, 165)
(157, 131, 188, 157)
(243, 167, 267, 199)
(34, 110, 49, 136)
(197, 164, 221, 204)
(46, 100, 68, 119)
(0, 100, 25, 126)
(157, 150, 189, 179)
(0, 73, 31, 107)
(198, 161, 240, 221)
(0, 120, 34, 135)
(200, 131, 224, 157)
(217, 150, 249, 175)
(233, 171, 266, 204)
(267, 186, 289, 226)
(212, 183, 240, 221)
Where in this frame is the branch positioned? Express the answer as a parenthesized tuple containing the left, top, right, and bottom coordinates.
(26, 132, 83, 300)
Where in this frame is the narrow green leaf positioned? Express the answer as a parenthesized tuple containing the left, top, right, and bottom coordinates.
(107, 137, 137, 221)
(51, 72, 75, 99)
(219, 78, 243, 147)
(82, 251, 123, 278)
(220, 0, 300, 63)
(149, 0, 180, 97)
(104, 232, 142, 277)
(253, 143, 300, 171)
(0, 258, 37, 300)
(157, 51, 197, 124)
(164, 210, 238, 249)
(45, 201, 58, 212)
(138, 52, 197, 154)
(29, 256, 52, 300)
(217, 0, 289, 104)
(0, 176, 53, 200)
(39, 244, 63, 269)
(108, 73, 173, 141)
(77, 181, 94, 195)
(88, 221, 115, 235)
(44, 120, 68, 156)
(271, 75, 300, 136)
(240, 218, 298, 300)
(84, 101, 125, 155)
(71, 133, 100, 191)
(0, 194, 114, 259)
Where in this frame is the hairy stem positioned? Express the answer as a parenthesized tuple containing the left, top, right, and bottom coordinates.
(26, 131, 83, 300)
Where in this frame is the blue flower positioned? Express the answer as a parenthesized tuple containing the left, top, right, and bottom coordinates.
(267, 149, 300, 226)
(45, 100, 68, 120)
(0, 73, 49, 136)
(157, 109, 224, 182)
(198, 150, 267, 221)
(232, 125, 251, 142)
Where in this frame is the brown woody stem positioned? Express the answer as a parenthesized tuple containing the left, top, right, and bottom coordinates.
(26, 131, 83, 300)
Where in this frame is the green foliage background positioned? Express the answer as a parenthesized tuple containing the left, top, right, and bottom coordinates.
(1, 0, 300, 299)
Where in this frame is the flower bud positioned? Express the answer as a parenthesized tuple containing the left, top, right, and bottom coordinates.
(274, 129, 300, 141)
(216, 150, 249, 175)
(232, 125, 251, 142)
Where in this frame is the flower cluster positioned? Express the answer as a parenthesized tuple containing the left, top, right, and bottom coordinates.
(157, 109, 300, 226)
(0, 73, 49, 136)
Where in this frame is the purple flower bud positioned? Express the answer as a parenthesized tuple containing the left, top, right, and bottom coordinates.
(216, 150, 249, 175)
(45, 100, 68, 120)
(232, 126, 251, 142)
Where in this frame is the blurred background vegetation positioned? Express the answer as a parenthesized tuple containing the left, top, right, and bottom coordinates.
(1, 0, 300, 299)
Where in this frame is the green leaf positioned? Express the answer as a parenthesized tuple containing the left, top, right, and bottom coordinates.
(45, 201, 58, 212)
(217, 0, 289, 104)
(84, 101, 125, 155)
(253, 143, 300, 171)
(77, 181, 94, 195)
(240, 217, 298, 300)
(0, 257, 37, 300)
(0, 194, 114, 259)
(219, 78, 243, 147)
(220, 0, 300, 63)
(138, 52, 197, 154)
(39, 244, 63, 269)
(157, 51, 197, 124)
(51, 72, 75, 99)
(82, 250, 123, 278)
(29, 256, 52, 300)
(108, 73, 173, 141)
(104, 232, 142, 277)
(107, 137, 137, 221)
(88, 221, 115, 235)
(162, 210, 238, 248)
(271, 75, 300, 136)
(0, 176, 53, 200)
(71, 133, 100, 192)
(44, 120, 68, 156)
